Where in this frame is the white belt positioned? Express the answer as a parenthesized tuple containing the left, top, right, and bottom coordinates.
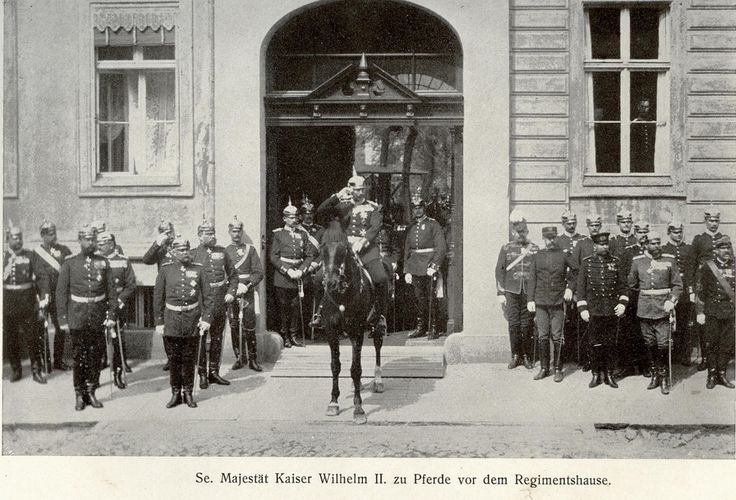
(4, 283, 33, 291)
(280, 257, 303, 264)
(412, 248, 435, 254)
(640, 288, 671, 296)
(239, 274, 252, 279)
(166, 302, 199, 312)
(71, 294, 106, 303)
(210, 279, 226, 288)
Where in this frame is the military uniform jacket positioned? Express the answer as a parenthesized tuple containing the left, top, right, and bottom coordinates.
(192, 245, 238, 304)
(270, 226, 316, 289)
(142, 240, 173, 270)
(56, 253, 117, 330)
(153, 261, 213, 337)
(3, 249, 41, 317)
(403, 216, 447, 276)
(576, 253, 628, 317)
(695, 258, 735, 319)
(610, 233, 637, 258)
(627, 252, 682, 320)
(662, 241, 693, 299)
(495, 241, 539, 295)
(555, 232, 585, 256)
(33, 242, 72, 301)
(528, 247, 574, 306)
(318, 194, 383, 263)
(105, 251, 137, 305)
(687, 231, 733, 291)
(225, 242, 264, 291)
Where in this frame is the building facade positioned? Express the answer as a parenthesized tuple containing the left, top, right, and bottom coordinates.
(4, 0, 734, 360)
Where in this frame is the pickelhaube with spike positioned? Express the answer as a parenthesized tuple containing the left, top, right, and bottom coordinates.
(585, 214, 602, 225)
(410, 187, 425, 208)
(97, 230, 114, 243)
(616, 208, 633, 223)
(78, 224, 97, 238)
(509, 208, 527, 231)
(667, 219, 684, 231)
(300, 195, 315, 214)
(91, 220, 107, 233)
(39, 219, 56, 234)
(6, 220, 22, 239)
(197, 216, 215, 235)
(283, 197, 298, 216)
(704, 205, 721, 221)
(171, 234, 190, 250)
(634, 220, 650, 232)
(561, 210, 577, 223)
(228, 215, 244, 229)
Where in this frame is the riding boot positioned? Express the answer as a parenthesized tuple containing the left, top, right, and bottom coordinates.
(659, 348, 671, 395)
(166, 387, 182, 408)
(407, 317, 426, 339)
(308, 304, 323, 328)
(603, 369, 618, 389)
(113, 368, 126, 389)
(697, 356, 708, 372)
(208, 370, 231, 386)
(247, 334, 262, 372)
(100, 350, 108, 370)
(507, 353, 521, 370)
(717, 371, 735, 389)
(533, 340, 550, 380)
(182, 388, 197, 408)
(588, 371, 602, 388)
(288, 328, 303, 348)
(75, 389, 86, 411)
(522, 353, 533, 370)
(231, 348, 244, 370)
(588, 348, 602, 388)
(552, 342, 564, 382)
(10, 366, 22, 382)
(86, 385, 103, 409)
(121, 333, 132, 373)
(199, 372, 209, 390)
(706, 369, 717, 389)
(281, 329, 291, 349)
(31, 362, 47, 385)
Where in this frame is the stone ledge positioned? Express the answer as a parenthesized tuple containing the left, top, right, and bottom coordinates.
(444, 332, 510, 364)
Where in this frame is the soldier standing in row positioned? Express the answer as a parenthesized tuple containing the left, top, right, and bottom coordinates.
(97, 231, 136, 388)
(34, 220, 73, 371)
(695, 236, 735, 390)
(271, 200, 315, 347)
(609, 209, 636, 258)
(298, 197, 323, 336)
(628, 231, 682, 395)
(495, 210, 538, 369)
(555, 210, 584, 368)
(192, 220, 239, 389)
(662, 220, 694, 366)
(56, 225, 117, 410)
(527, 226, 574, 382)
(576, 232, 628, 389)
(3, 225, 46, 384)
(404, 192, 447, 340)
(142, 219, 176, 371)
(154, 235, 213, 408)
(225, 216, 264, 371)
(688, 207, 733, 371)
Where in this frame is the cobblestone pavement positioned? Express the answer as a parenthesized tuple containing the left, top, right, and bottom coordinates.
(3, 420, 733, 458)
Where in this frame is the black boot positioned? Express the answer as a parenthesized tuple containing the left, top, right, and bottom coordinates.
(86, 387, 103, 409)
(53, 359, 70, 371)
(706, 369, 717, 389)
(199, 372, 209, 390)
(717, 371, 735, 389)
(522, 354, 533, 370)
(208, 371, 231, 386)
(162, 359, 170, 371)
(533, 340, 550, 380)
(604, 370, 618, 389)
(247, 334, 262, 372)
(588, 348, 601, 388)
(507, 353, 521, 370)
(552, 342, 564, 383)
(589, 371, 602, 388)
(659, 349, 671, 395)
(32, 367, 47, 385)
(646, 347, 659, 390)
(232, 349, 244, 370)
(182, 389, 197, 408)
(113, 368, 126, 389)
(697, 356, 708, 372)
(308, 305, 323, 328)
(407, 317, 427, 339)
(123, 362, 133, 374)
(281, 330, 291, 348)
(166, 387, 182, 408)
(248, 357, 263, 372)
(75, 390, 86, 411)
(288, 329, 303, 347)
(10, 367, 22, 382)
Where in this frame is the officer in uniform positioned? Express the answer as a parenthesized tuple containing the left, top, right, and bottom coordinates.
(627, 231, 682, 395)
(527, 226, 574, 382)
(56, 225, 117, 410)
(576, 232, 628, 389)
(3, 225, 46, 384)
(404, 191, 447, 339)
(271, 199, 316, 347)
(92, 220, 124, 255)
(495, 210, 539, 369)
(609, 209, 637, 257)
(142, 220, 176, 371)
(555, 210, 585, 255)
(154, 235, 213, 408)
(315, 175, 389, 336)
(192, 219, 239, 389)
(377, 227, 398, 334)
(225, 215, 264, 371)
(34, 220, 73, 371)
(687, 206, 733, 371)
(555, 210, 584, 367)
(695, 235, 734, 389)
(298, 197, 323, 335)
(662, 220, 694, 366)
(97, 231, 136, 388)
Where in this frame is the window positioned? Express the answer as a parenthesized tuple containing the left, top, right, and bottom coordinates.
(95, 27, 177, 176)
(585, 5, 670, 175)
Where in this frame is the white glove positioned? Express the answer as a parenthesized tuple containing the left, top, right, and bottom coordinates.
(527, 301, 535, 313)
(118, 299, 125, 310)
(497, 295, 506, 306)
(614, 304, 626, 317)
(38, 295, 49, 309)
(696, 313, 705, 325)
(225, 294, 235, 304)
(59, 323, 70, 333)
(237, 283, 248, 296)
(199, 320, 211, 332)
(294, 269, 304, 279)
(103, 319, 116, 329)
(391, 262, 397, 272)
(663, 300, 675, 313)
(155, 232, 169, 246)
(563, 288, 573, 302)
(351, 239, 364, 255)
(287, 269, 297, 279)
(580, 310, 590, 322)
(336, 186, 353, 201)
(689, 293, 696, 303)
(426, 267, 437, 277)
(404, 273, 412, 285)
(155, 324, 165, 336)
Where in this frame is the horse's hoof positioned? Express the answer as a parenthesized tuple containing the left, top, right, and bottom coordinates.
(326, 404, 340, 416)
(353, 412, 367, 425)
(373, 381, 384, 393)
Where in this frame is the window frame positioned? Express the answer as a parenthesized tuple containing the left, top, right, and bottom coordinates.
(78, 1, 194, 197)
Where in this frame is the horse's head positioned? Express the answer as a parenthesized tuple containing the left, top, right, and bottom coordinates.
(321, 240, 349, 295)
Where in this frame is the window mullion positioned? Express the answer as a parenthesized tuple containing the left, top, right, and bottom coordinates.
(620, 9, 631, 174)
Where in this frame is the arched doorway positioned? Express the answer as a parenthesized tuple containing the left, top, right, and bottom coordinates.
(264, 0, 463, 339)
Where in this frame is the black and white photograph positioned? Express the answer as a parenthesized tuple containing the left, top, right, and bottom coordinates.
(2, 0, 735, 498)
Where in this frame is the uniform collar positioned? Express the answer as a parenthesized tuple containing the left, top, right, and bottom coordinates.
(705, 229, 720, 238)
(416, 215, 427, 223)
(716, 257, 731, 266)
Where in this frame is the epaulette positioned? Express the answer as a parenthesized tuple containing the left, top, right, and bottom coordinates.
(65, 253, 76, 260)
(661, 253, 675, 259)
(272, 228, 282, 233)
(160, 261, 173, 267)
(625, 244, 638, 249)
(367, 200, 379, 207)
(633, 254, 646, 260)
(610, 255, 620, 261)
(191, 262, 202, 266)
(582, 255, 592, 261)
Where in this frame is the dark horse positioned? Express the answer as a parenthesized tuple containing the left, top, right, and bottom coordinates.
(320, 239, 384, 424)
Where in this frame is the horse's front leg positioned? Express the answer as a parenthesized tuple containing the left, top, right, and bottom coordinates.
(326, 333, 340, 417)
(351, 333, 366, 424)
(372, 328, 384, 393)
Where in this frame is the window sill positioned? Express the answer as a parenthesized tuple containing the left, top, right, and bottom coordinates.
(571, 174, 685, 199)
(583, 174, 672, 187)
(93, 173, 180, 187)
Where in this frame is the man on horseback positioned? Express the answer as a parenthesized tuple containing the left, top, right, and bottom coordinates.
(312, 175, 388, 337)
